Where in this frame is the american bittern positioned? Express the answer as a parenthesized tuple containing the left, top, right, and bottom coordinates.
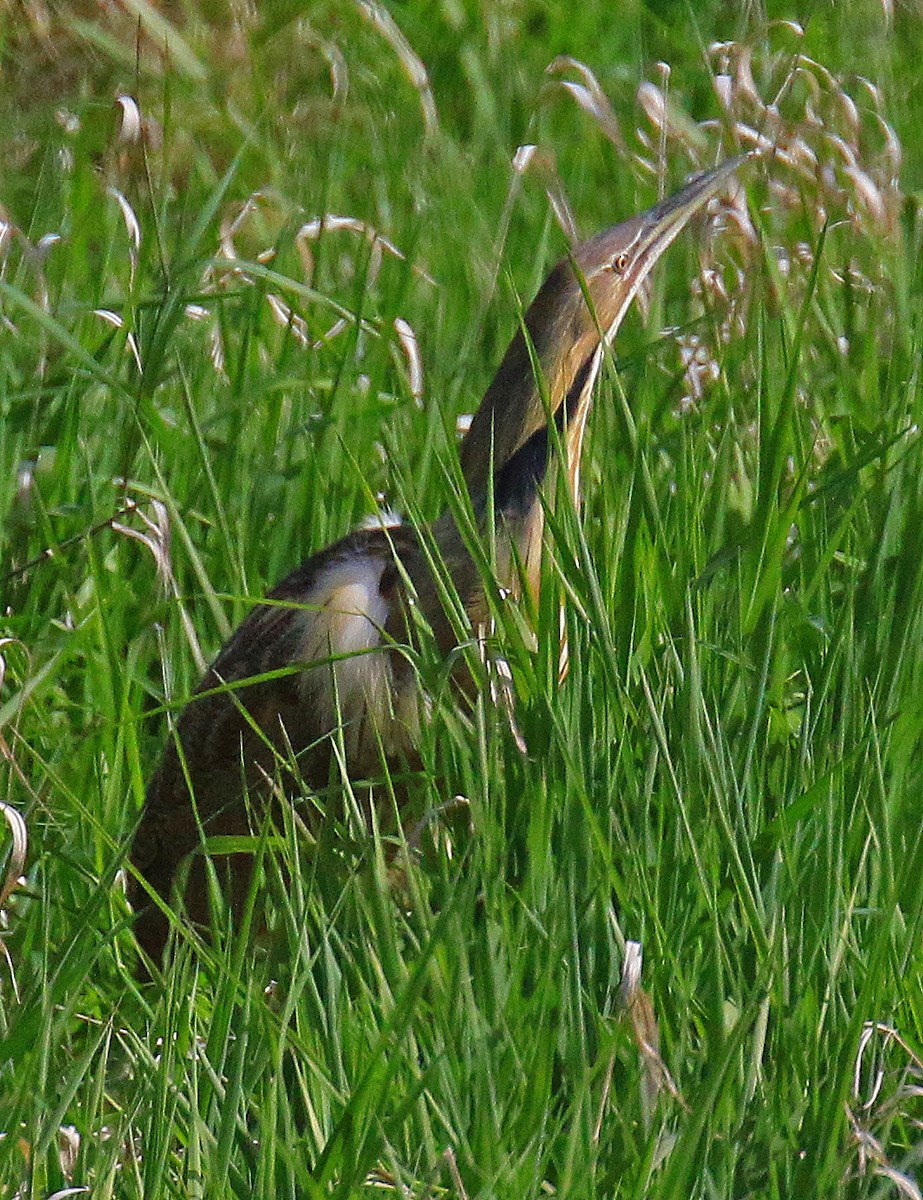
(130, 158, 743, 964)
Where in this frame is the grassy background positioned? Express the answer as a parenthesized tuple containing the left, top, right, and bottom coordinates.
(2, 0, 923, 1196)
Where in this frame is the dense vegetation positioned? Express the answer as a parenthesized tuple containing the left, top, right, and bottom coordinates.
(1, 1, 922, 1195)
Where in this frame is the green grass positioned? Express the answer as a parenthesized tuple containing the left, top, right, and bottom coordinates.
(2, 2, 923, 1196)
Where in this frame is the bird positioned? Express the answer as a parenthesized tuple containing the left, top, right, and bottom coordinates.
(129, 157, 743, 966)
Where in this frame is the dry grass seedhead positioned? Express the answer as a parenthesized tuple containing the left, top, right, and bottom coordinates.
(357, 0, 439, 136)
(112, 496, 206, 672)
(511, 143, 580, 246)
(0, 210, 57, 329)
(56, 1124, 81, 1185)
(846, 1021, 923, 1196)
(207, 197, 432, 405)
(544, 56, 628, 155)
(617, 941, 688, 1134)
(0, 793, 28, 918)
(0, 638, 33, 1001)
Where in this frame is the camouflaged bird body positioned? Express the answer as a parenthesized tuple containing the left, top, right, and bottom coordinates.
(131, 159, 744, 964)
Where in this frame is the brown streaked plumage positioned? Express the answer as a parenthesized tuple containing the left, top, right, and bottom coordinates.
(130, 158, 744, 966)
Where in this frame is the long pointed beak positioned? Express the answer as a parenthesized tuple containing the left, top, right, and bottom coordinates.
(574, 154, 747, 344)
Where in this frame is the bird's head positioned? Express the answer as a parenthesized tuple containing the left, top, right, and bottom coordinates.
(459, 156, 746, 499)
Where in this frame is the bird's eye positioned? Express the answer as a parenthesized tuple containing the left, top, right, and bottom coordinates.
(613, 253, 629, 273)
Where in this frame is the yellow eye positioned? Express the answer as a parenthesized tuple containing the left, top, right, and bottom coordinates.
(614, 253, 629, 273)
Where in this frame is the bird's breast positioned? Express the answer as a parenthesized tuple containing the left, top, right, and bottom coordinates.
(289, 548, 421, 771)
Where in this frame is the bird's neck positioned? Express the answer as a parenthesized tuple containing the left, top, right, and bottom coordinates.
(458, 259, 600, 499)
